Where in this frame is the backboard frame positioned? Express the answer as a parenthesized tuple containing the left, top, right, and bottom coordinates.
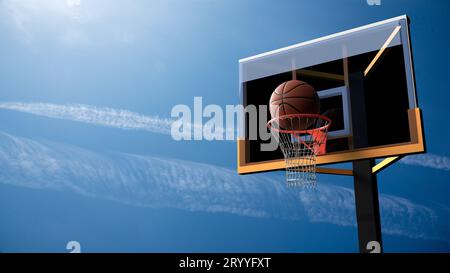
(237, 15, 425, 175)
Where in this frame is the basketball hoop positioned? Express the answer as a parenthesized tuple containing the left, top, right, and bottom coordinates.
(267, 114, 331, 188)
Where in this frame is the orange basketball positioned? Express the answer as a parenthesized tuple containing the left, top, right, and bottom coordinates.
(269, 80, 320, 129)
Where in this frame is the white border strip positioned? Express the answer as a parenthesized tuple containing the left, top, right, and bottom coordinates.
(318, 86, 351, 139)
(239, 15, 407, 63)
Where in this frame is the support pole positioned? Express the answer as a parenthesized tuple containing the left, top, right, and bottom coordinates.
(353, 159, 383, 253)
(349, 71, 383, 253)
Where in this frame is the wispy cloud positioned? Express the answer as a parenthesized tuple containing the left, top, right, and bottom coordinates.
(401, 154, 450, 172)
(2, 102, 449, 169)
(0, 101, 234, 140)
(300, 187, 441, 241)
(0, 102, 173, 135)
(0, 131, 449, 242)
(0, 131, 295, 219)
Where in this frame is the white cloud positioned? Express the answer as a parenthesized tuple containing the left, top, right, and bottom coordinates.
(0, 131, 449, 242)
(2, 102, 449, 169)
(300, 185, 441, 240)
(0, 101, 235, 140)
(0, 102, 173, 135)
(401, 154, 450, 171)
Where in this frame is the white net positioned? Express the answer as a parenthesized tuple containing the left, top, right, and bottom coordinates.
(269, 115, 330, 188)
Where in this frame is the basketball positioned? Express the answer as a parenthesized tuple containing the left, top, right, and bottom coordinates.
(269, 80, 320, 129)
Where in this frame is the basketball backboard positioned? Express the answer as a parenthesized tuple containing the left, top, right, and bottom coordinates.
(237, 15, 425, 175)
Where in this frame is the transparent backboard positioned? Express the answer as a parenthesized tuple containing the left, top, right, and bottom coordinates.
(237, 15, 425, 174)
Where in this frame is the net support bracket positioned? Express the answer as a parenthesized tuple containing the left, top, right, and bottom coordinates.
(316, 167, 353, 176)
(372, 156, 403, 174)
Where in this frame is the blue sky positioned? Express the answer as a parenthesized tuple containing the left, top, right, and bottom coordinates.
(0, 0, 449, 252)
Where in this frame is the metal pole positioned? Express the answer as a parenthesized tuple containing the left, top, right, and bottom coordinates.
(349, 71, 383, 253)
(353, 159, 383, 253)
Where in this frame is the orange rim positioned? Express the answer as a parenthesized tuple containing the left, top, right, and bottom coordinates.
(267, 113, 332, 134)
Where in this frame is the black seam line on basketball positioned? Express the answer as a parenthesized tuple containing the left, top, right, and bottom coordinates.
(281, 102, 286, 116)
(281, 103, 298, 116)
(283, 82, 308, 95)
(282, 101, 312, 114)
(271, 96, 316, 103)
(273, 82, 288, 95)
